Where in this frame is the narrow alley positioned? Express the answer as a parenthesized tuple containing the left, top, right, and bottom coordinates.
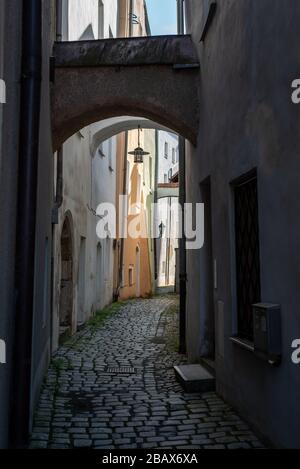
(31, 297, 264, 450)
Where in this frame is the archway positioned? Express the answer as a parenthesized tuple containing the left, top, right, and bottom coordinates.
(52, 35, 200, 151)
(59, 216, 74, 341)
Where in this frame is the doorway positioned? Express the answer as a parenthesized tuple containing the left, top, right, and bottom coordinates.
(78, 237, 86, 326)
(96, 242, 102, 305)
(59, 217, 73, 339)
(136, 245, 141, 298)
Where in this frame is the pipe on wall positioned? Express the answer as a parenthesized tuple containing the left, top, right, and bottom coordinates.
(177, 0, 187, 354)
(117, 131, 129, 297)
(10, 0, 42, 448)
(177, 0, 185, 35)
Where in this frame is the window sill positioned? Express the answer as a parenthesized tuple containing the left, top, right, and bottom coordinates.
(230, 336, 254, 353)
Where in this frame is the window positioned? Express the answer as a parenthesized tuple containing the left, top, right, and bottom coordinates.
(98, 1, 104, 39)
(96, 243, 102, 301)
(172, 148, 176, 164)
(121, 265, 125, 288)
(233, 170, 261, 342)
(164, 142, 169, 159)
(176, 147, 179, 163)
(42, 238, 49, 328)
(129, 266, 134, 286)
(164, 174, 168, 184)
(137, 174, 142, 204)
(149, 157, 153, 186)
(168, 169, 173, 181)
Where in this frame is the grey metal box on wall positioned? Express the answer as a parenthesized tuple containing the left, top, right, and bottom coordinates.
(253, 303, 281, 365)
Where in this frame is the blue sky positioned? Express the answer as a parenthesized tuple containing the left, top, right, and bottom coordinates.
(146, 0, 177, 36)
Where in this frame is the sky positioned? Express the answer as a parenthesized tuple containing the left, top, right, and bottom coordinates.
(146, 0, 177, 36)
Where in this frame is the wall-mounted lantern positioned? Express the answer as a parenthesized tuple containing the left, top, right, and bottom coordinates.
(128, 126, 149, 164)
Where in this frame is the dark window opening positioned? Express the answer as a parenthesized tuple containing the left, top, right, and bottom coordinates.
(233, 170, 261, 341)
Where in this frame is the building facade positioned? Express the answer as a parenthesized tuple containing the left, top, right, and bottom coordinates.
(113, 2, 155, 301)
(52, 0, 119, 351)
(185, 0, 300, 448)
(156, 131, 179, 289)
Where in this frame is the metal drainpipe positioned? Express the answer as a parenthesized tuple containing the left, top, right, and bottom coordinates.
(153, 130, 159, 284)
(11, 0, 42, 448)
(177, 0, 187, 354)
(117, 131, 129, 297)
(49, 1, 64, 355)
(54, 0, 64, 215)
(129, 0, 133, 37)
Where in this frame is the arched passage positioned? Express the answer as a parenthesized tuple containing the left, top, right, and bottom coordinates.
(52, 35, 200, 150)
(59, 215, 74, 340)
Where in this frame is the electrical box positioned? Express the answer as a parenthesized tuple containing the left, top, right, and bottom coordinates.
(253, 303, 281, 365)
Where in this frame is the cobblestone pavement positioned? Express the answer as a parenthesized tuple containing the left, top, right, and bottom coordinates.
(31, 297, 265, 449)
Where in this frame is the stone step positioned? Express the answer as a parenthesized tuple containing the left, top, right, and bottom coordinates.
(174, 364, 215, 393)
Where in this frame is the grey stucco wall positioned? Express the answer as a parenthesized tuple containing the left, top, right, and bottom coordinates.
(0, 0, 22, 448)
(0, 0, 55, 445)
(185, 0, 300, 448)
(30, 0, 56, 424)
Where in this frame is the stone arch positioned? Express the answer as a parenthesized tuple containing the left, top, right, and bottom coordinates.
(59, 212, 74, 341)
(52, 36, 200, 150)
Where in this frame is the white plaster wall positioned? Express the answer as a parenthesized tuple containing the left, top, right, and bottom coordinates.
(67, 0, 118, 40)
(158, 131, 179, 184)
(53, 0, 118, 351)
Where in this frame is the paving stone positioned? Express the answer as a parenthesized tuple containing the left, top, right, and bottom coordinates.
(30, 297, 265, 450)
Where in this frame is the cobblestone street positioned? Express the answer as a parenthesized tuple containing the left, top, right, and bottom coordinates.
(31, 297, 264, 449)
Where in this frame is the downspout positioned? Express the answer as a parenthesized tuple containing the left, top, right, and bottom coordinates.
(54, 0, 64, 216)
(129, 0, 133, 37)
(177, 0, 187, 354)
(49, 1, 64, 354)
(11, 0, 42, 448)
(153, 130, 159, 285)
(117, 131, 128, 297)
(56, 0, 63, 42)
(178, 137, 187, 354)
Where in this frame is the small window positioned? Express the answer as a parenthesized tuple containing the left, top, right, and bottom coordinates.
(149, 157, 153, 186)
(164, 142, 169, 159)
(172, 148, 176, 164)
(168, 168, 173, 181)
(42, 238, 49, 328)
(164, 174, 168, 184)
(121, 265, 125, 288)
(129, 266, 134, 286)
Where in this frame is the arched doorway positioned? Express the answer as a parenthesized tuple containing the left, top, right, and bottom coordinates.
(136, 245, 141, 298)
(59, 216, 73, 340)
